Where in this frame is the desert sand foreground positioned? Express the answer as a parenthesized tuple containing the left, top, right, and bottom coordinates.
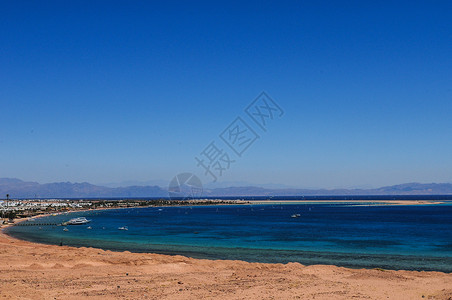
(0, 230, 451, 300)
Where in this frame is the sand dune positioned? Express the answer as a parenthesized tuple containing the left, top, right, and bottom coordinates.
(0, 229, 451, 299)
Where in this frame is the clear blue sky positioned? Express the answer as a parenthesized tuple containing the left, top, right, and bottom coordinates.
(1, 1, 451, 188)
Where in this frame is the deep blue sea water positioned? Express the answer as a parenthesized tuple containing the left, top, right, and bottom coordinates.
(5, 202, 452, 272)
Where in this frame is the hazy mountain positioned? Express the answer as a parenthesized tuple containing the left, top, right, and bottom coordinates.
(1, 178, 452, 198)
(203, 183, 452, 196)
(99, 179, 170, 188)
(101, 179, 299, 189)
(0, 178, 167, 198)
(204, 181, 298, 189)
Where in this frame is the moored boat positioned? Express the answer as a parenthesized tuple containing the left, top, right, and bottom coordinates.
(63, 217, 91, 225)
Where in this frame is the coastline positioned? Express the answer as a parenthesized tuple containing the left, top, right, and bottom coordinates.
(2, 201, 452, 299)
(4, 200, 451, 269)
(0, 199, 251, 229)
(1, 228, 451, 299)
(251, 199, 446, 205)
(1, 199, 443, 228)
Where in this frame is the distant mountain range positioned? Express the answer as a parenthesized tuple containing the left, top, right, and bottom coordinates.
(0, 178, 167, 198)
(1, 178, 452, 198)
(202, 182, 452, 197)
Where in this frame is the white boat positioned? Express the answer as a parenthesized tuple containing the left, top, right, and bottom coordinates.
(87, 226, 92, 229)
(64, 217, 91, 225)
(63, 227, 69, 231)
(291, 214, 301, 218)
(118, 226, 128, 231)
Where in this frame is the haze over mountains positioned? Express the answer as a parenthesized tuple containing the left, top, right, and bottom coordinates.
(1, 178, 452, 198)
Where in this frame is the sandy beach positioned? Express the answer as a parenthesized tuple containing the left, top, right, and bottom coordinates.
(252, 200, 445, 206)
(1, 226, 451, 300)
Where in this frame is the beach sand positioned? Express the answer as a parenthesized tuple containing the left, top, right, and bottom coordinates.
(1, 229, 451, 299)
(252, 200, 445, 206)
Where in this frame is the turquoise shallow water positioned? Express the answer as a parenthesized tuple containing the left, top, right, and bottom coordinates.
(5, 202, 452, 272)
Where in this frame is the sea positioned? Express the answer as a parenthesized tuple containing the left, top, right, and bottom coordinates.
(5, 199, 452, 272)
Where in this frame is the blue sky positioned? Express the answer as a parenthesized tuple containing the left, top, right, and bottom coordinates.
(1, 1, 451, 188)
